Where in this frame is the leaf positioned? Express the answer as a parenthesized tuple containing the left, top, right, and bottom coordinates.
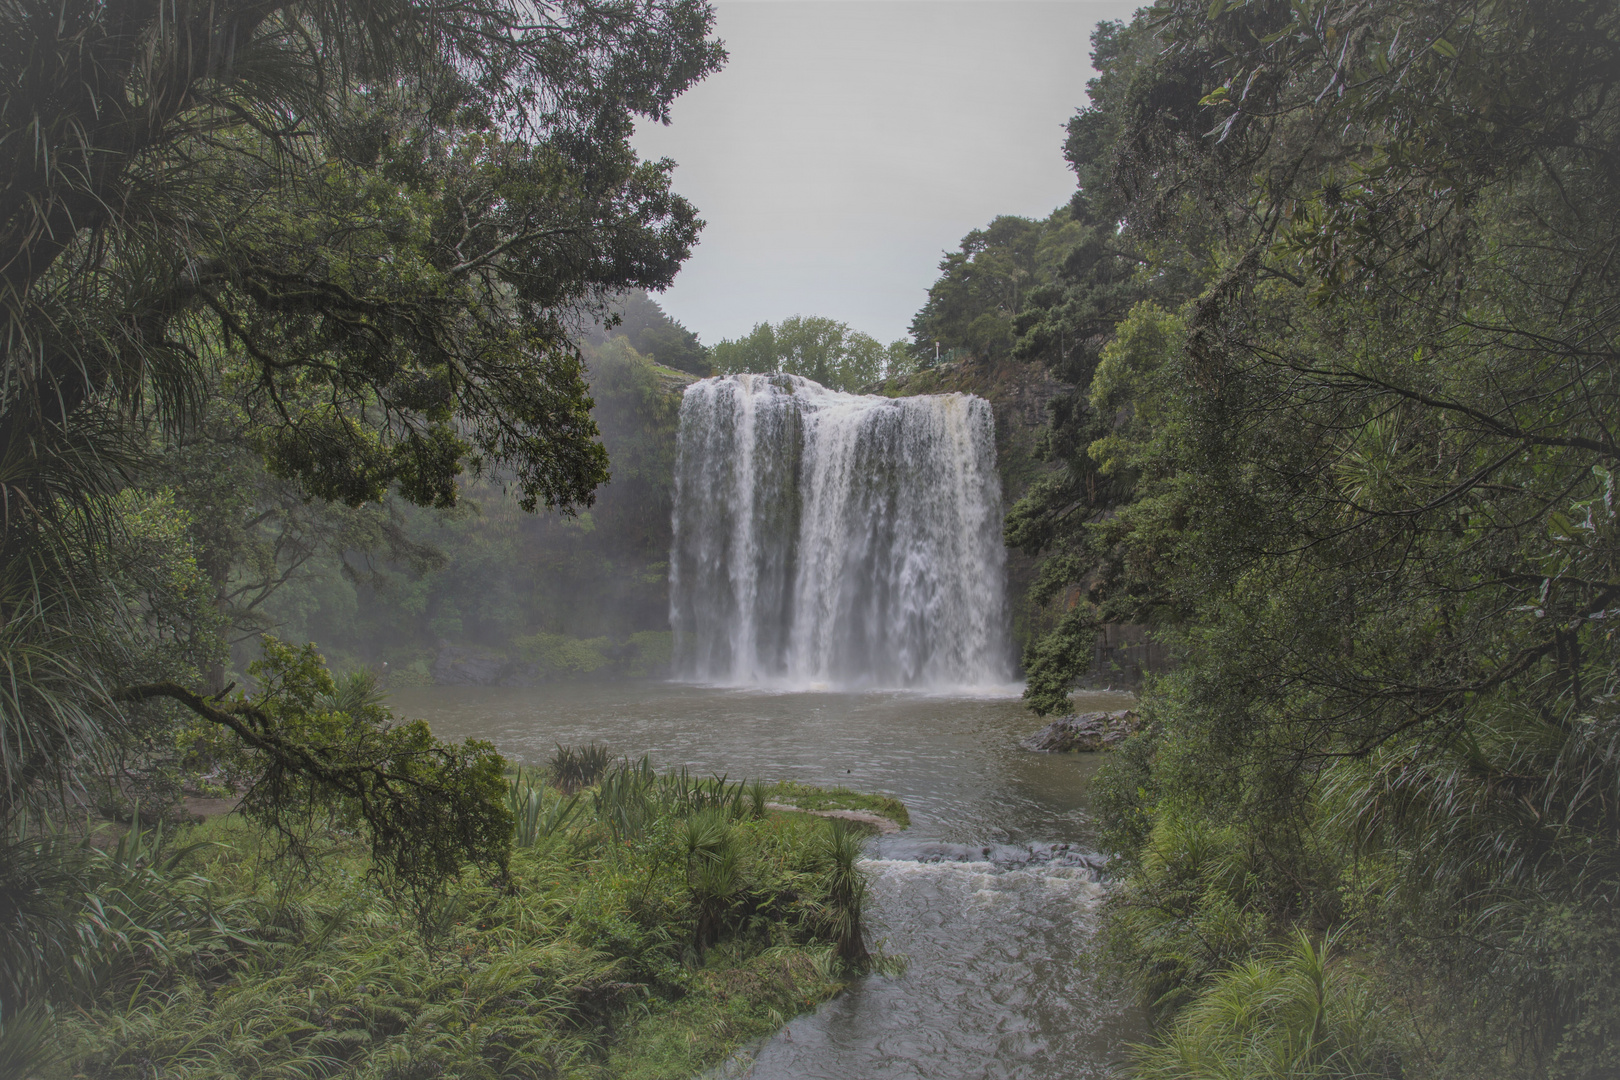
(1431, 37, 1458, 59)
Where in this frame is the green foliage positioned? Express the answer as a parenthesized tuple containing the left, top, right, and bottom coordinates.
(0, 811, 250, 1018)
(1105, 808, 1276, 1014)
(814, 820, 870, 968)
(712, 315, 912, 392)
(764, 781, 911, 829)
(591, 758, 767, 843)
(626, 631, 675, 679)
(25, 770, 892, 1079)
(911, 210, 1092, 366)
(548, 743, 615, 795)
(601, 290, 713, 376)
(0, 1003, 61, 1080)
(224, 639, 513, 908)
(1084, 302, 1185, 479)
(747, 780, 769, 821)
(1131, 932, 1399, 1080)
(685, 808, 742, 952)
(0, 486, 227, 820)
(514, 633, 614, 678)
(0, 0, 722, 868)
(987, 0, 1620, 1071)
(604, 944, 838, 1079)
(244, 338, 690, 679)
(149, 393, 447, 687)
(507, 771, 582, 851)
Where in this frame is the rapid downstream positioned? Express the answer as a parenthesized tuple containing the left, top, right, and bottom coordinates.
(391, 682, 1144, 1079)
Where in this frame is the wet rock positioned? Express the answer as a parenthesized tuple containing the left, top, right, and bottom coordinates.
(496, 664, 544, 688)
(431, 645, 511, 686)
(1020, 710, 1140, 753)
(870, 838, 1108, 875)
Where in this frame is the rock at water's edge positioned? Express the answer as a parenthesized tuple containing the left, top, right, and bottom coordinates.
(1021, 710, 1141, 752)
(431, 645, 510, 686)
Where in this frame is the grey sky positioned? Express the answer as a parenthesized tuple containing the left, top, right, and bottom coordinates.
(629, 0, 1141, 346)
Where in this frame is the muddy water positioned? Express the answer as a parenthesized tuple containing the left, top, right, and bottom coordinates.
(388, 681, 1144, 1078)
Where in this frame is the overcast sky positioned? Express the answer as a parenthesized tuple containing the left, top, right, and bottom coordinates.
(629, 0, 1141, 346)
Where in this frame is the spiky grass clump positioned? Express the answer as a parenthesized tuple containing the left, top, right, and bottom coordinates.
(1131, 931, 1399, 1080)
(548, 743, 614, 793)
(815, 820, 870, 968)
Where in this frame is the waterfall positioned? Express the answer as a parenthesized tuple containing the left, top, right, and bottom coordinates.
(670, 373, 1013, 690)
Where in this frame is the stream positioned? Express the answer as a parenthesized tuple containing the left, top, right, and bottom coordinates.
(388, 681, 1144, 1079)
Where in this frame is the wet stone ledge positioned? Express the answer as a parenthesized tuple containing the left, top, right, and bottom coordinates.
(1020, 710, 1142, 753)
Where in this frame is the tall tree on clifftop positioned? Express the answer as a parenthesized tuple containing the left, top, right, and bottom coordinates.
(712, 315, 911, 392)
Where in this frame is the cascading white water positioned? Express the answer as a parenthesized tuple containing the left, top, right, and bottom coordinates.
(670, 373, 1013, 689)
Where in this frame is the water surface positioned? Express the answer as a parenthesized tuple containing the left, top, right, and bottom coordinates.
(389, 681, 1143, 1078)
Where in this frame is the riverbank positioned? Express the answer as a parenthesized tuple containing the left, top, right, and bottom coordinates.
(377, 682, 1144, 1077)
(43, 769, 901, 1080)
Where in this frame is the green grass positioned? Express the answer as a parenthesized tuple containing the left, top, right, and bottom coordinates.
(766, 781, 911, 829)
(36, 768, 902, 1079)
(607, 943, 835, 1079)
(649, 362, 700, 384)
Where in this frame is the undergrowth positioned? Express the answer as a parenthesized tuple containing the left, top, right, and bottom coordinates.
(12, 761, 899, 1079)
(1130, 932, 1400, 1080)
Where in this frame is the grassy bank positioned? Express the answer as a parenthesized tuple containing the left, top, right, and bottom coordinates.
(21, 764, 901, 1080)
(766, 781, 911, 830)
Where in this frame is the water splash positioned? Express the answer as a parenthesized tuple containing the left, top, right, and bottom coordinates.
(671, 373, 1013, 690)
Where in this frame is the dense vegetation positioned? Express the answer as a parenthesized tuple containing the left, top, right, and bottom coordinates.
(1, 0, 726, 809)
(907, 1, 1620, 1076)
(215, 320, 697, 685)
(10, 732, 887, 1079)
(9, 0, 1618, 1075)
(0, 0, 822, 1072)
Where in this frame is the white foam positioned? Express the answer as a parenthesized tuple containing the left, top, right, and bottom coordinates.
(670, 374, 1014, 691)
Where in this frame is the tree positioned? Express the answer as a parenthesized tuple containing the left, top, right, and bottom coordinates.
(711, 315, 908, 392)
(0, 0, 721, 867)
(1009, 0, 1620, 1069)
(910, 210, 1096, 366)
(601, 289, 712, 375)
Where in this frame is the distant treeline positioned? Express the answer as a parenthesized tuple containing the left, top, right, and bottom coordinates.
(591, 290, 924, 393)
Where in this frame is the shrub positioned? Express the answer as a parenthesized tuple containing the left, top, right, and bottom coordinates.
(1132, 931, 1399, 1080)
(511, 632, 611, 677)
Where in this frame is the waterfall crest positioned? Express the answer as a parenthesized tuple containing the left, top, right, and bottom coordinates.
(670, 373, 1013, 690)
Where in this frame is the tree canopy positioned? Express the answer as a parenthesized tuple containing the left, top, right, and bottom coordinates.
(710, 315, 911, 393)
(598, 289, 713, 375)
(968, 0, 1620, 1071)
(0, 0, 722, 895)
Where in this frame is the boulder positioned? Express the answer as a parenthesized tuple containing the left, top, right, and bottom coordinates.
(431, 645, 511, 686)
(1021, 710, 1141, 752)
